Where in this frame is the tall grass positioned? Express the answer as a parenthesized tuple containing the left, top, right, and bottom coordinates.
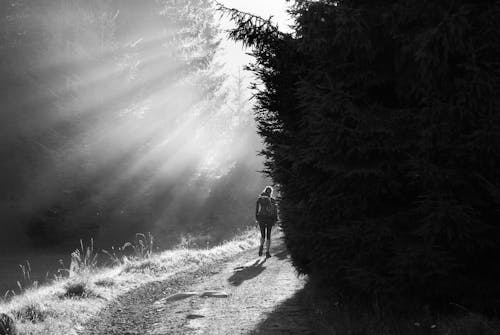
(122, 232, 154, 260)
(3, 232, 155, 304)
(102, 246, 124, 266)
(12, 261, 38, 297)
(64, 234, 155, 298)
(0, 229, 259, 335)
(102, 232, 155, 266)
(69, 239, 98, 276)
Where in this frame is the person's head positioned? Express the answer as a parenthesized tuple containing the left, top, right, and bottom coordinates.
(263, 186, 273, 196)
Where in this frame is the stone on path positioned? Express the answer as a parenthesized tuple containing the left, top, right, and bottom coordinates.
(200, 291, 230, 298)
(160, 290, 229, 304)
(164, 292, 199, 302)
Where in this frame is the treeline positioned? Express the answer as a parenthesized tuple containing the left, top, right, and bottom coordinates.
(226, 0, 500, 313)
(0, 0, 266, 248)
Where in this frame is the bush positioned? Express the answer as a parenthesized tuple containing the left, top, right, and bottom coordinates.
(0, 313, 17, 335)
(62, 279, 94, 299)
(225, 0, 500, 313)
(13, 303, 48, 323)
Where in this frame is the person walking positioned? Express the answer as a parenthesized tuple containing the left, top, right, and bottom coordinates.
(255, 186, 278, 257)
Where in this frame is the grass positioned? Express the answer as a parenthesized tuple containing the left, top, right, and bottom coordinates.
(101, 232, 154, 266)
(0, 313, 17, 335)
(12, 261, 38, 296)
(13, 302, 50, 323)
(0, 229, 259, 335)
(62, 279, 96, 299)
(122, 232, 154, 259)
(69, 239, 98, 276)
(93, 278, 114, 287)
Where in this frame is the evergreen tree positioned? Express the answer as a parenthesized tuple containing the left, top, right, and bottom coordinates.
(223, 0, 500, 312)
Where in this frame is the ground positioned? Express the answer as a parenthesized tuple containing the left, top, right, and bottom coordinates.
(82, 232, 316, 335)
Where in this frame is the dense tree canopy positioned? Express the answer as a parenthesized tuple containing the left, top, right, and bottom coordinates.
(225, 0, 500, 312)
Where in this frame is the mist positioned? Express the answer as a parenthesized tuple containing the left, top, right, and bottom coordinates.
(0, 0, 268, 259)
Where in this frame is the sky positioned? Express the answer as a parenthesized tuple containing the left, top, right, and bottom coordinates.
(218, 0, 293, 30)
(216, 0, 294, 71)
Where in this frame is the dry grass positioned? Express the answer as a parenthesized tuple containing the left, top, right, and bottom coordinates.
(13, 302, 50, 323)
(0, 229, 259, 335)
(69, 239, 98, 276)
(93, 278, 114, 288)
(61, 278, 98, 299)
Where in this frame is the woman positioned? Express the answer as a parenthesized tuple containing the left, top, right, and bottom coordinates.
(255, 186, 278, 257)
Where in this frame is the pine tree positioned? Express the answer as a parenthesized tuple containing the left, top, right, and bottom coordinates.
(223, 0, 500, 312)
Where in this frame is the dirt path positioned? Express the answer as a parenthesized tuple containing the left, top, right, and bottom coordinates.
(83, 232, 315, 334)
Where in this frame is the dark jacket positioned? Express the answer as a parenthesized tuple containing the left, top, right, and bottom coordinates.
(255, 193, 278, 223)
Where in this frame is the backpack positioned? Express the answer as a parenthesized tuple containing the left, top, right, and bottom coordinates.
(258, 196, 277, 220)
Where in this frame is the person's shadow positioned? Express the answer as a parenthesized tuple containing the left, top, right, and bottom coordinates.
(228, 258, 267, 286)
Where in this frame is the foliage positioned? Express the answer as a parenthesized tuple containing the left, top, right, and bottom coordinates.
(224, 0, 500, 312)
(0, 0, 264, 249)
(0, 313, 17, 335)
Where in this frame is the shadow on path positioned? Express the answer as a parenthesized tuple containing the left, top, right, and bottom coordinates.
(271, 237, 289, 260)
(273, 248, 289, 260)
(248, 287, 318, 335)
(228, 258, 267, 286)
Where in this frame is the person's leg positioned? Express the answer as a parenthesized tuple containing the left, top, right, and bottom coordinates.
(258, 221, 265, 256)
(265, 223, 273, 257)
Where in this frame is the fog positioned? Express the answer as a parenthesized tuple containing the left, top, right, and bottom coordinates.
(0, 0, 268, 287)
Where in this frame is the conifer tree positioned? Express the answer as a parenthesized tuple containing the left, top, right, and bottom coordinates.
(223, 0, 500, 312)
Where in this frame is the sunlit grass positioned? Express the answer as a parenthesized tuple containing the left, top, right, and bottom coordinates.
(0, 229, 259, 335)
(68, 239, 98, 276)
(62, 279, 96, 299)
(1, 4, 265, 332)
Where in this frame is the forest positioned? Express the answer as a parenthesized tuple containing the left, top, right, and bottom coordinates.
(1, 0, 500, 328)
(0, 0, 267, 251)
(226, 0, 500, 315)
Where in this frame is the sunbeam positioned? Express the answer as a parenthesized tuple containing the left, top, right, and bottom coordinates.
(0, 0, 274, 253)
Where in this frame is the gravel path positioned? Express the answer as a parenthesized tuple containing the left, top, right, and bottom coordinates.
(83, 233, 314, 334)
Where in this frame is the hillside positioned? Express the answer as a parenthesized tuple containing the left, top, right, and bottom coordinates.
(2, 229, 500, 335)
(83, 231, 313, 334)
(0, 230, 287, 335)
